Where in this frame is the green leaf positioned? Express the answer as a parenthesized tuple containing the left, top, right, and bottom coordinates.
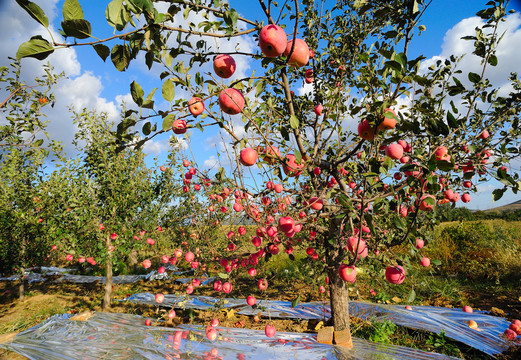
(105, 0, 127, 30)
(223, 9, 239, 27)
(63, 0, 84, 20)
(130, 81, 144, 106)
(142, 88, 157, 109)
(437, 160, 453, 172)
(446, 111, 458, 128)
(291, 294, 301, 308)
(488, 55, 498, 66)
(337, 194, 352, 208)
(492, 188, 504, 201)
(61, 19, 91, 39)
(412, 0, 419, 13)
(468, 72, 481, 83)
(384, 60, 402, 72)
(393, 216, 405, 230)
(93, 44, 110, 62)
(111, 44, 131, 71)
(395, 53, 407, 70)
(15, 0, 49, 28)
(431, 259, 442, 266)
(294, 149, 302, 164)
(128, 0, 153, 13)
(218, 272, 229, 279)
(142, 122, 152, 136)
(16, 37, 54, 60)
(407, 288, 416, 303)
(162, 114, 175, 131)
(289, 115, 299, 129)
(162, 79, 175, 102)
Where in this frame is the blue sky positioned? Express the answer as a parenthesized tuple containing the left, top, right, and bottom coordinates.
(1, 0, 521, 210)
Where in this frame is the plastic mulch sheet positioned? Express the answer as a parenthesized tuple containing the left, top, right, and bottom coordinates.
(0, 266, 194, 284)
(0, 312, 461, 360)
(126, 293, 519, 356)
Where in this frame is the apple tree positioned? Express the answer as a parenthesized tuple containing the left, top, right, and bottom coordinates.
(40, 107, 191, 309)
(15, 0, 521, 344)
(0, 60, 64, 299)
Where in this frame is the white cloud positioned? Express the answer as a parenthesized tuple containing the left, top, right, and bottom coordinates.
(0, 1, 128, 156)
(203, 155, 219, 169)
(143, 139, 167, 154)
(421, 13, 521, 90)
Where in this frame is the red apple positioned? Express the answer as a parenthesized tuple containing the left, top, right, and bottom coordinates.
(206, 327, 217, 341)
(172, 119, 187, 134)
(309, 197, 323, 210)
(462, 305, 473, 313)
(218, 88, 245, 115)
(278, 216, 295, 233)
(259, 24, 288, 57)
(509, 319, 521, 335)
(314, 104, 323, 116)
(385, 265, 406, 284)
(265, 324, 276, 338)
(282, 154, 304, 176)
(155, 293, 165, 303)
(338, 264, 357, 283)
(247, 296, 256, 306)
(479, 130, 489, 139)
(188, 96, 205, 116)
(142, 259, 151, 269)
(258, 278, 268, 291)
(419, 194, 435, 211)
(504, 328, 518, 340)
(284, 39, 310, 67)
(185, 251, 195, 262)
(145, 319, 152, 326)
(240, 147, 258, 166)
(385, 143, 404, 160)
(461, 193, 471, 203)
(262, 145, 281, 164)
(222, 282, 232, 293)
(377, 108, 397, 131)
(420, 257, 430, 267)
(358, 119, 376, 141)
(213, 54, 236, 78)
(434, 146, 450, 161)
(415, 238, 424, 249)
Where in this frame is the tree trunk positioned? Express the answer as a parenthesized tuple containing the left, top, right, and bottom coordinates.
(326, 220, 353, 348)
(102, 234, 113, 311)
(129, 249, 138, 267)
(328, 266, 351, 332)
(18, 266, 25, 302)
(18, 239, 25, 302)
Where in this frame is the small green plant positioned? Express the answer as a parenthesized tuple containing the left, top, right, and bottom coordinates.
(352, 319, 397, 345)
(425, 330, 461, 357)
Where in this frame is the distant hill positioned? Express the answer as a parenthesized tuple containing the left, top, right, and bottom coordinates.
(483, 200, 521, 213)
